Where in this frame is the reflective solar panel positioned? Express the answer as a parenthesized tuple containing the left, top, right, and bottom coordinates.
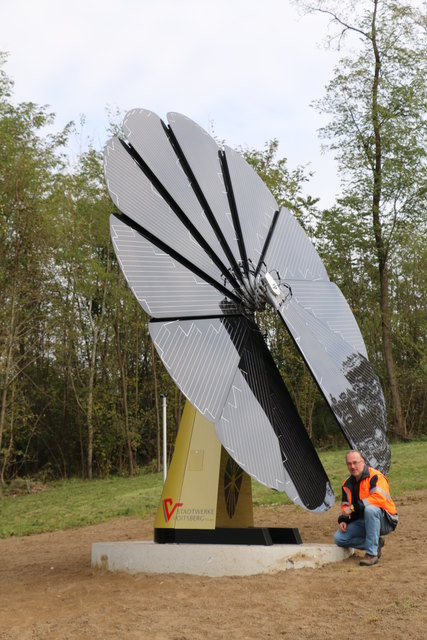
(277, 299, 389, 471)
(167, 112, 242, 274)
(110, 215, 239, 318)
(104, 137, 237, 295)
(263, 207, 329, 281)
(223, 145, 278, 271)
(104, 109, 391, 511)
(123, 109, 232, 274)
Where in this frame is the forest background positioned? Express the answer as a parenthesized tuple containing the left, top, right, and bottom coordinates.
(0, 0, 425, 488)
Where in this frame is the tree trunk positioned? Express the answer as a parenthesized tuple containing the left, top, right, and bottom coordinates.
(370, 2, 407, 437)
(0, 281, 17, 487)
(85, 251, 110, 480)
(115, 313, 134, 476)
(379, 265, 407, 436)
(0, 382, 15, 487)
(87, 329, 97, 480)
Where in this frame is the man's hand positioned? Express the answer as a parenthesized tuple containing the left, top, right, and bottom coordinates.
(339, 521, 347, 532)
(342, 506, 352, 517)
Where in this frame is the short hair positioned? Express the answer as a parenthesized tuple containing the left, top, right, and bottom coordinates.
(345, 449, 365, 461)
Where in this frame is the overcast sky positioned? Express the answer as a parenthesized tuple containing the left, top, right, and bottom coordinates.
(1, 0, 343, 206)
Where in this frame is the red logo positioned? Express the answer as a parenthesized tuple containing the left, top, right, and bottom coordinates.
(163, 498, 183, 522)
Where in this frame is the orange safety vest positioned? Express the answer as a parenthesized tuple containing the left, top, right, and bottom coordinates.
(341, 465, 398, 517)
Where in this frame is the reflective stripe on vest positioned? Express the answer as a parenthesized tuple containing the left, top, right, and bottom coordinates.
(371, 486, 391, 500)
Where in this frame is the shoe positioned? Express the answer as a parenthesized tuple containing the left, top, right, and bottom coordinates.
(378, 536, 385, 559)
(360, 554, 378, 566)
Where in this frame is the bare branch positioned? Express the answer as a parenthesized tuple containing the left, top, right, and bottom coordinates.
(306, 5, 371, 42)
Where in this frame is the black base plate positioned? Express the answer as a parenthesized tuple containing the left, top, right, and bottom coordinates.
(154, 527, 302, 545)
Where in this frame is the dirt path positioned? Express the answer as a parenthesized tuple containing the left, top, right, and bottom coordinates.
(1, 490, 426, 639)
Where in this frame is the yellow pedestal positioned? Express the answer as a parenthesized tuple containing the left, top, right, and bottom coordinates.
(154, 401, 253, 533)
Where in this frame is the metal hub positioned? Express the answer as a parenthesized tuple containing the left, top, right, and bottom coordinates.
(236, 269, 291, 314)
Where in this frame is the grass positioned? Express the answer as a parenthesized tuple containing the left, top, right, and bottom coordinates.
(0, 472, 163, 538)
(1, 439, 426, 538)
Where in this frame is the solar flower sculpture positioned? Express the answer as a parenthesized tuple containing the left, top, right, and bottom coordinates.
(104, 109, 390, 519)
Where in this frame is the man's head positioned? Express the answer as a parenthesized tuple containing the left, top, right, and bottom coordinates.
(345, 450, 365, 480)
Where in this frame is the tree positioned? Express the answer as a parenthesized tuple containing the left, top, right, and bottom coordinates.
(297, 0, 426, 437)
(242, 138, 320, 229)
(60, 148, 114, 479)
(0, 54, 71, 485)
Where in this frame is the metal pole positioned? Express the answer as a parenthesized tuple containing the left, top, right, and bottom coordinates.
(161, 394, 167, 483)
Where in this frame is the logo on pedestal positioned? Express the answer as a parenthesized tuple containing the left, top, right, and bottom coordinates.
(163, 498, 183, 522)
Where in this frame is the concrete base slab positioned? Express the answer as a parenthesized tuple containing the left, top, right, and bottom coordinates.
(91, 541, 353, 577)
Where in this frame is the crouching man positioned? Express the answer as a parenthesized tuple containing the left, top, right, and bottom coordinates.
(334, 450, 398, 566)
